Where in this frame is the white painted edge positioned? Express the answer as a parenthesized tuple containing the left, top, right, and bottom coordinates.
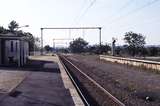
(56, 55, 85, 106)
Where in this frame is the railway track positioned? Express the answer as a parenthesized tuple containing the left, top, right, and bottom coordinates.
(58, 54, 125, 106)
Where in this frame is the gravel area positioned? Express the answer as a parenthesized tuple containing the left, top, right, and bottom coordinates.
(65, 54, 160, 106)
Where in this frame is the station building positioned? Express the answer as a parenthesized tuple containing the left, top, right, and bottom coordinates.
(0, 33, 29, 67)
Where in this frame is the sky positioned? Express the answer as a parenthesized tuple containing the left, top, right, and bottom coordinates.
(0, 0, 160, 47)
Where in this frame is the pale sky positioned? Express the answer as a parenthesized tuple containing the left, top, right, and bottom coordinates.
(0, 0, 160, 47)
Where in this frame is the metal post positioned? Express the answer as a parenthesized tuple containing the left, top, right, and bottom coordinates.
(53, 39, 55, 54)
(82, 29, 85, 39)
(69, 29, 71, 39)
(99, 27, 102, 54)
(34, 39, 35, 56)
(41, 28, 43, 55)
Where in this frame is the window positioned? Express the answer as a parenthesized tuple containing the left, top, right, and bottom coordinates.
(11, 41, 13, 52)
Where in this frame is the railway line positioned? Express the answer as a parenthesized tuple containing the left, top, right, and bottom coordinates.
(58, 54, 125, 106)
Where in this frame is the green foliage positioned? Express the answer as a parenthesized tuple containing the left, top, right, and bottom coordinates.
(87, 44, 111, 54)
(124, 31, 146, 56)
(57, 48, 69, 53)
(44, 45, 52, 52)
(112, 45, 160, 57)
(69, 38, 88, 53)
(115, 46, 121, 55)
(0, 26, 8, 34)
(8, 20, 19, 32)
(124, 31, 145, 47)
(139, 47, 148, 57)
(147, 46, 160, 56)
(24, 32, 35, 52)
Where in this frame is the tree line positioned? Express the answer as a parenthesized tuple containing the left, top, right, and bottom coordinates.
(47, 31, 159, 57)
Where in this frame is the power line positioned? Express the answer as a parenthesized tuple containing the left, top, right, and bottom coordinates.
(72, 0, 88, 25)
(80, 0, 96, 17)
(115, 16, 160, 30)
(118, 0, 134, 11)
(102, 0, 135, 29)
(106, 0, 160, 26)
(73, 0, 97, 25)
(103, 0, 159, 45)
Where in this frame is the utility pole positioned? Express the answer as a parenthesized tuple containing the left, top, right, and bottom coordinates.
(52, 39, 55, 55)
(99, 27, 102, 54)
(41, 28, 43, 55)
(112, 37, 117, 56)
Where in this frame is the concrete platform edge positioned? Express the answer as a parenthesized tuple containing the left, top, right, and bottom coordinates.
(56, 55, 85, 106)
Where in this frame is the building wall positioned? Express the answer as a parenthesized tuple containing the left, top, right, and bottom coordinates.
(20, 40, 29, 66)
(0, 39, 29, 66)
(24, 41, 29, 64)
(0, 39, 1, 65)
(5, 40, 20, 65)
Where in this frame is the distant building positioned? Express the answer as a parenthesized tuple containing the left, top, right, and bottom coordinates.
(0, 33, 29, 66)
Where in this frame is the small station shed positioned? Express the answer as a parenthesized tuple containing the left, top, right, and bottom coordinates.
(0, 33, 29, 66)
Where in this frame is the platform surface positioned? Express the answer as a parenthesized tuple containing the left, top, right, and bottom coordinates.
(0, 55, 84, 106)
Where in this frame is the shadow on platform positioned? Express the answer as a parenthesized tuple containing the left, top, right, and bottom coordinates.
(0, 59, 60, 73)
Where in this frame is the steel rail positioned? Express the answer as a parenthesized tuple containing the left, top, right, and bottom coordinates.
(58, 55, 90, 106)
(61, 55, 125, 106)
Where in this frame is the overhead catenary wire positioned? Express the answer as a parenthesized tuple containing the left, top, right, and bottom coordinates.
(100, 0, 160, 46)
(101, 0, 160, 33)
(80, 0, 96, 18)
(114, 16, 160, 30)
(118, 0, 134, 11)
(73, 0, 134, 27)
(73, 0, 97, 25)
(72, 0, 89, 25)
(74, 0, 135, 28)
(105, 0, 160, 26)
(102, 0, 134, 29)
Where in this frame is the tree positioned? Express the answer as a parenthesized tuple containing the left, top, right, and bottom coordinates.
(0, 26, 8, 34)
(124, 31, 146, 56)
(8, 20, 19, 32)
(15, 31, 37, 52)
(87, 45, 99, 54)
(147, 46, 160, 56)
(69, 38, 88, 53)
(23, 32, 35, 52)
(57, 47, 69, 53)
(115, 46, 122, 55)
(87, 44, 111, 54)
(44, 45, 52, 52)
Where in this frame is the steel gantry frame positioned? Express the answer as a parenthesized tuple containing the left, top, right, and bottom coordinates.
(40, 27, 102, 55)
(52, 38, 73, 52)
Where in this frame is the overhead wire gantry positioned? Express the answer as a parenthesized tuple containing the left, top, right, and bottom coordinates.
(40, 27, 102, 55)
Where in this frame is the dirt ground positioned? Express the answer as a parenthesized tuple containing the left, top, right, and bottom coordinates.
(65, 54, 160, 106)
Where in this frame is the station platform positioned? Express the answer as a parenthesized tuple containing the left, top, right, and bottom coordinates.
(0, 55, 84, 106)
